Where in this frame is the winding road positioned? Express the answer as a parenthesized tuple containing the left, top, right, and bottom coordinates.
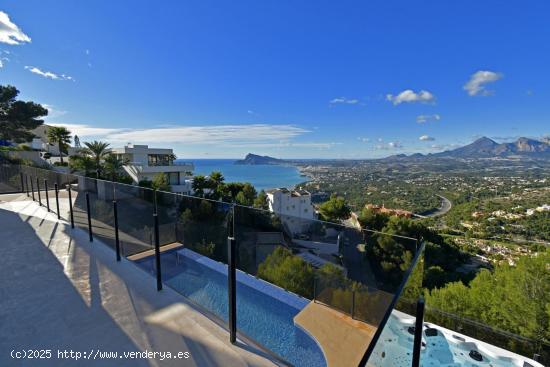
(416, 195, 452, 218)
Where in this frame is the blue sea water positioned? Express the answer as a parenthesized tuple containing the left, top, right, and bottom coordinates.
(179, 159, 307, 191)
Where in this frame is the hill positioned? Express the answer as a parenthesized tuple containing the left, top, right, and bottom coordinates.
(435, 137, 549, 158)
(234, 153, 288, 165)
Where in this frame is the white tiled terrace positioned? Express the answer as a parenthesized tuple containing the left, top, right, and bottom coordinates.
(0, 193, 279, 367)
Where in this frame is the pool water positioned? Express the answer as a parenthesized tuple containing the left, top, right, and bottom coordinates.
(368, 313, 528, 367)
(136, 251, 326, 367)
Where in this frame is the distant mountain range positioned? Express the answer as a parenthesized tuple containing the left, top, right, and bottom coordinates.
(236, 137, 549, 165)
(433, 137, 550, 158)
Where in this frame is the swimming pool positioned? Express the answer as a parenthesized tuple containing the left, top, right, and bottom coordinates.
(367, 311, 543, 367)
(135, 250, 326, 367)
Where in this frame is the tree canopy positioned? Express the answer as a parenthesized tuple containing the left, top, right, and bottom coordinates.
(257, 246, 314, 299)
(151, 172, 171, 192)
(47, 126, 71, 164)
(427, 249, 550, 344)
(82, 140, 111, 174)
(0, 85, 48, 143)
(319, 194, 351, 222)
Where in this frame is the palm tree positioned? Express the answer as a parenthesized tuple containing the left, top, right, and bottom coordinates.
(209, 171, 224, 187)
(192, 175, 207, 197)
(47, 126, 71, 164)
(69, 154, 95, 176)
(83, 141, 111, 174)
(103, 153, 129, 181)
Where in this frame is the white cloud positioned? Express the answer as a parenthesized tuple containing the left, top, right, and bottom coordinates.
(25, 66, 74, 81)
(463, 70, 502, 96)
(43, 104, 67, 119)
(419, 135, 435, 141)
(0, 11, 31, 45)
(329, 97, 359, 105)
(386, 90, 435, 105)
(376, 141, 403, 150)
(357, 137, 370, 143)
(50, 123, 125, 138)
(416, 114, 441, 123)
(49, 123, 311, 147)
(224, 141, 340, 150)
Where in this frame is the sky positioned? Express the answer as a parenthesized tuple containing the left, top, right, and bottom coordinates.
(1, 0, 549, 159)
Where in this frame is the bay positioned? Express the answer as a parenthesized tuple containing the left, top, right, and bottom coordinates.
(178, 159, 307, 191)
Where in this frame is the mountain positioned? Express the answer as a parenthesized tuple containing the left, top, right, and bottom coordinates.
(435, 137, 550, 158)
(234, 153, 288, 165)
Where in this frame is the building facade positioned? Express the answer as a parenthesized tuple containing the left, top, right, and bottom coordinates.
(111, 144, 194, 194)
(266, 188, 316, 235)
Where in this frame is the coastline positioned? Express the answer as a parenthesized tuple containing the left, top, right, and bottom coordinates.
(185, 159, 309, 191)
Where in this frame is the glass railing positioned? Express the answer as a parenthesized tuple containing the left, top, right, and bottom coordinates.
(0, 164, 428, 367)
(363, 240, 425, 367)
(0, 162, 25, 193)
(232, 204, 424, 366)
(0, 162, 19, 191)
(155, 190, 233, 327)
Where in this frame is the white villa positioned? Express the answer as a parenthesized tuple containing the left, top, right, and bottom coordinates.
(266, 188, 316, 235)
(111, 144, 194, 194)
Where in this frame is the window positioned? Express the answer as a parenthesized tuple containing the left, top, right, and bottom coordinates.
(148, 154, 172, 166)
(167, 172, 179, 185)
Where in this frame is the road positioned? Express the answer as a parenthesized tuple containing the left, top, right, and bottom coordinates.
(416, 195, 452, 218)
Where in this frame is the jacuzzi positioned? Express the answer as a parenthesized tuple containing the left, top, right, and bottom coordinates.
(367, 310, 544, 367)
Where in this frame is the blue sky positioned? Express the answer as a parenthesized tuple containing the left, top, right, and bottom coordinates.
(1, 1, 549, 158)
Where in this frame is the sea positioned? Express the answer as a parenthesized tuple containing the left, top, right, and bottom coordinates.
(177, 159, 308, 191)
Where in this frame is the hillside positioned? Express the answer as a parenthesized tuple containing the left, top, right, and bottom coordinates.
(234, 153, 288, 165)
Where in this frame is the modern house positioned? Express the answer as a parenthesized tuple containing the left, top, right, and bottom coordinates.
(0, 164, 546, 367)
(266, 187, 316, 235)
(111, 144, 194, 194)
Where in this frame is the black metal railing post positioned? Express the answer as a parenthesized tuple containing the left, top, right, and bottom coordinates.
(228, 236, 237, 344)
(25, 174, 29, 196)
(412, 297, 425, 367)
(67, 186, 74, 228)
(30, 177, 35, 201)
(54, 183, 60, 220)
(86, 192, 93, 242)
(153, 213, 162, 291)
(113, 200, 121, 261)
(19, 172, 24, 193)
(36, 177, 42, 206)
(44, 179, 50, 212)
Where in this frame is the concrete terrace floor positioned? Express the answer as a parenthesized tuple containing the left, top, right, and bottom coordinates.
(0, 193, 279, 367)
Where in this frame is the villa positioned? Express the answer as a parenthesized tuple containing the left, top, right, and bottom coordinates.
(0, 163, 546, 367)
(266, 187, 316, 235)
(111, 143, 194, 194)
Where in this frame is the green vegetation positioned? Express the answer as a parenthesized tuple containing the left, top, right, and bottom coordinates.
(318, 194, 351, 222)
(257, 246, 315, 299)
(82, 140, 111, 175)
(0, 85, 48, 143)
(151, 172, 171, 191)
(191, 170, 265, 208)
(46, 126, 71, 164)
(253, 189, 269, 210)
(103, 153, 131, 182)
(427, 250, 550, 345)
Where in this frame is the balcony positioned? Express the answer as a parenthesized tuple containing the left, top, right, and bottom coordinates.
(0, 163, 547, 367)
